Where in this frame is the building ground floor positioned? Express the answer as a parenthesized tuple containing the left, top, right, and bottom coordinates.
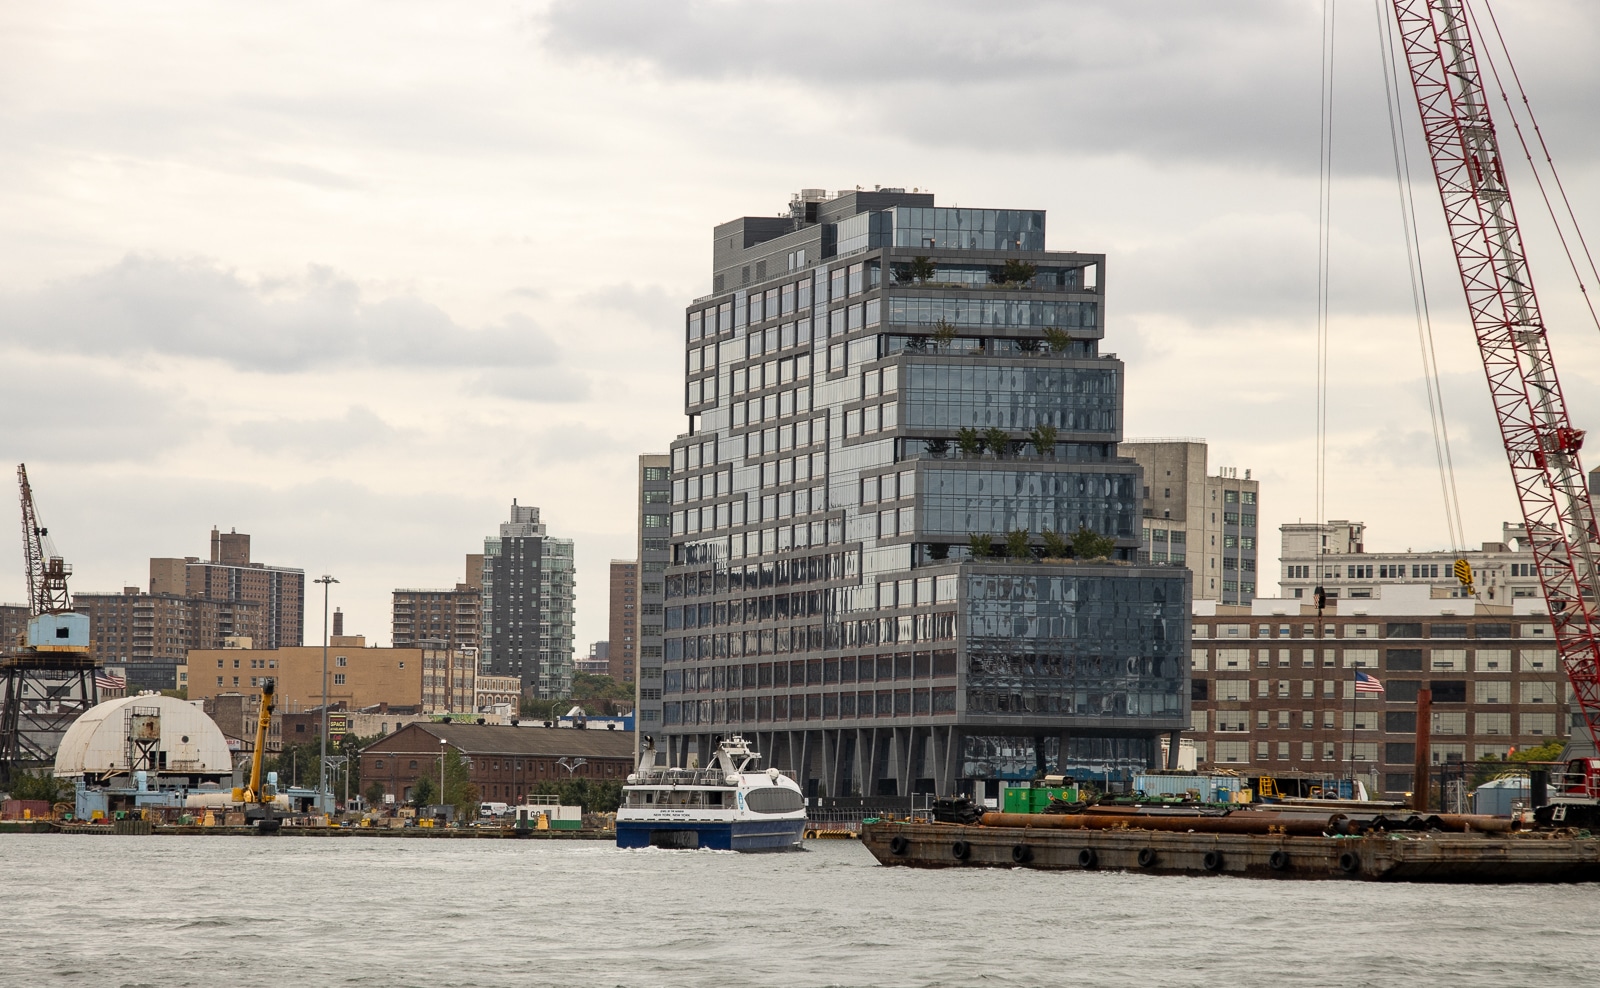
(663, 723, 1181, 796)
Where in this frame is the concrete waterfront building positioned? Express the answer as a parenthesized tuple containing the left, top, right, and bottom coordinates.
(609, 560, 639, 683)
(658, 188, 1189, 796)
(1188, 585, 1570, 798)
(480, 502, 576, 698)
(1119, 439, 1260, 605)
(1278, 521, 1540, 604)
(150, 527, 305, 649)
(74, 587, 263, 689)
(392, 559, 484, 651)
(635, 454, 671, 742)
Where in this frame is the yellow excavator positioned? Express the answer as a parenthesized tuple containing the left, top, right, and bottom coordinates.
(235, 679, 281, 834)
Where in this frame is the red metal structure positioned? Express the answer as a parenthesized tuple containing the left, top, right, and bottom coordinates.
(1391, 0, 1600, 749)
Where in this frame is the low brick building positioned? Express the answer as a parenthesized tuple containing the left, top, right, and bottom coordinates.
(360, 722, 637, 805)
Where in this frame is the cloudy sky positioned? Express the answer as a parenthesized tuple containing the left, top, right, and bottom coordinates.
(4, 1, 1599, 651)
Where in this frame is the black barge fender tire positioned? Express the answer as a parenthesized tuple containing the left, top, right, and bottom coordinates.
(951, 840, 971, 861)
(1339, 851, 1361, 875)
(1137, 847, 1157, 868)
(1202, 850, 1224, 872)
(1268, 850, 1290, 871)
(1011, 844, 1032, 864)
(1077, 847, 1098, 869)
(888, 835, 909, 856)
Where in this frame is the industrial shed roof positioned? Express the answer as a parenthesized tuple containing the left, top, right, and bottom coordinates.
(362, 722, 637, 760)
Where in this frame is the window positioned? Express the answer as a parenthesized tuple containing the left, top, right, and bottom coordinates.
(336, 655, 347, 667)
(333, 673, 346, 685)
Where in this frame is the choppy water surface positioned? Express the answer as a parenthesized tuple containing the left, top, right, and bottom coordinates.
(1, 835, 1595, 987)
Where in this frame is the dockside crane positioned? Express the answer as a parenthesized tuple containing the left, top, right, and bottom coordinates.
(1, 465, 99, 786)
(237, 678, 281, 833)
(1390, 0, 1600, 821)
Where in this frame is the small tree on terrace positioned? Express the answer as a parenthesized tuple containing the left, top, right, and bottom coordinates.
(1042, 529, 1070, 560)
(1006, 529, 1033, 560)
(984, 427, 1012, 458)
(956, 427, 983, 459)
(1029, 423, 1058, 457)
(968, 533, 993, 558)
(932, 319, 958, 348)
(999, 259, 1038, 286)
(1043, 327, 1073, 353)
(1070, 526, 1117, 561)
(910, 255, 936, 283)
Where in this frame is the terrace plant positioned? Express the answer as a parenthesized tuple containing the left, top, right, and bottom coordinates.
(984, 427, 1012, 458)
(1006, 528, 1033, 560)
(968, 533, 993, 558)
(1043, 327, 1073, 354)
(956, 427, 983, 459)
(932, 319, 959, 348)
(910, 255, 936, 283)
(1042, 528, 1070, 560)
(1070, 526, 1117, 561)
(1030, 423, 1058, 457)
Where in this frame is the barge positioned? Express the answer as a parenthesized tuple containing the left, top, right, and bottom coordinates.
(860, 816, 1600, 882)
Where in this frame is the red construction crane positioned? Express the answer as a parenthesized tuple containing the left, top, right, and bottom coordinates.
(1390, 2, 1600, 769)
(17, 464, 71, 617)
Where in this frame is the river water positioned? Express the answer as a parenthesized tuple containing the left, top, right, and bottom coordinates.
(1, 835, 1594, 987)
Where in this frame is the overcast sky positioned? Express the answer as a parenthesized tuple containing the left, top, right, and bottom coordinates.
(3, 1, 1599, 652)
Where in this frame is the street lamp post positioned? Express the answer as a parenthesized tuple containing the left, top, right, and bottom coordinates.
(314, 574, 339, 815)
(440, 737, 448, 820)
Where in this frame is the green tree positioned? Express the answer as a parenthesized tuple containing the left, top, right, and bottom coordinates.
(1006, 528, 1032, 560)
(410, 777, 436, 808)
(984, 427, 1012, 458)
(1029, 423, 1058, 456)
(956, 427, 983, 458)
(7, 770, 64, 803)
(932, 319, 958, 348)
(1070, 526, 1117, 561)
(998, 259, 1037, 286)
(1042, 528, 1070, 559)
(364, 780, 387, 809)
(1043, 327, 1072, 353)
(519, 697, 565, 722)
(968, 533, 993, 558)
(910, 255, 936, 283)
(532, 778, 624, 814)
(1509, 740, 1566, 763)
(415, 748, 480, 819)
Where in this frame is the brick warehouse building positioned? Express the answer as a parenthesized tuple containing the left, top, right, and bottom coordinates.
(360, 722, 636, 805)
(1189, 585, 1570, 797)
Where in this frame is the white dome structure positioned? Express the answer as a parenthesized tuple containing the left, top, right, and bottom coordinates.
(55, 694, 233, 781)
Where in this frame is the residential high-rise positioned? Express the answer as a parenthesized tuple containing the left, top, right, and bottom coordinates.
(1119, 440, 1260, 605)
(480, 502, 575, 697)
(74, 586, 264, 690)
(392, 556, 484, 651)
(635, 454, 671, 744)
(608, 561, 639, 682)
(658, 189, 1189, 795)
(149, 528, 305, 648)
(1278, 521, 1540, 604)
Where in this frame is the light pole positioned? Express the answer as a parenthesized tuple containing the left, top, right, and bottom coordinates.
(440, 737, 448, 818)
(314, 574, 339, 814)
(557, 757, 587, 777)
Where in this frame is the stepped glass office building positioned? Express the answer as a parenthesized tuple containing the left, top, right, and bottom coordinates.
(658, 189, 1189, 796)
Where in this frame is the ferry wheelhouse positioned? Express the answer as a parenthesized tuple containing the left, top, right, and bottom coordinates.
(615, 736, 806, 851)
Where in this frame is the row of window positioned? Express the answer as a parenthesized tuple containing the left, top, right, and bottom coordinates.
(665, 612, 958, 661)
(1197, 621, 1528, 639)
(1197, 645, 1558, 672)
(1199, 708, 1560, 735)
(664, 687, 957, 726)
(1195, 677, 1566, 705)
(665, 652, 959, 692)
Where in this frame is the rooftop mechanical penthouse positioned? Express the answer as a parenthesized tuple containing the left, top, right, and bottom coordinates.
(660, 189, 1189, 796)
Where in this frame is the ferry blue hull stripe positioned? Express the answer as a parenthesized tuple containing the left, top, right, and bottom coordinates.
(616, 818, 806, 851)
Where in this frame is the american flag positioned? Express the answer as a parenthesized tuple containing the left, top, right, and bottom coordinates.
(95, 672, 126, 691)
(1355, 671, 1385, 694)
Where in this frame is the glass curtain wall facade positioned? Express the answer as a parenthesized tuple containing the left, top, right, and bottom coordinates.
(661, 190, 1189, 795)
(635, 453, 672, 751)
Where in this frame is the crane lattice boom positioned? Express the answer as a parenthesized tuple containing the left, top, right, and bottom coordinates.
(1392, 0, 1600, 746)
(16, 464, 70, 617)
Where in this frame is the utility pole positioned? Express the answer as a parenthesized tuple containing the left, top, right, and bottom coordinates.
(314, 574, 339, 814)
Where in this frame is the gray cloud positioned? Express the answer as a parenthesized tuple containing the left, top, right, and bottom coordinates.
(538, 0, 1600, 176)
(0, 357, 189, 464)
(230, 406, 410, 458)
(0, 255, 570, 374)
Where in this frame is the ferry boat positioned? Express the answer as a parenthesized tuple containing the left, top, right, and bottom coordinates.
(615, 736, 806, 851)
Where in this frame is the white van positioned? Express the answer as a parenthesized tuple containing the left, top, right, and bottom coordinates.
(479, 801, 510, 818)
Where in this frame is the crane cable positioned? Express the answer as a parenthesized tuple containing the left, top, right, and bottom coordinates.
(1314, 0, 1337, 616)
(1373, 0, 1468, 558)
(1469, 0, 1600, 338)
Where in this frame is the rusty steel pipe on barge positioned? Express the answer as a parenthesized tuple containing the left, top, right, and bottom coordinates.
(978, 811, 1334, 836)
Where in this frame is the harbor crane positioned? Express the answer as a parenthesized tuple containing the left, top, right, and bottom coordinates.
(1390, 0, 1600, 820)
